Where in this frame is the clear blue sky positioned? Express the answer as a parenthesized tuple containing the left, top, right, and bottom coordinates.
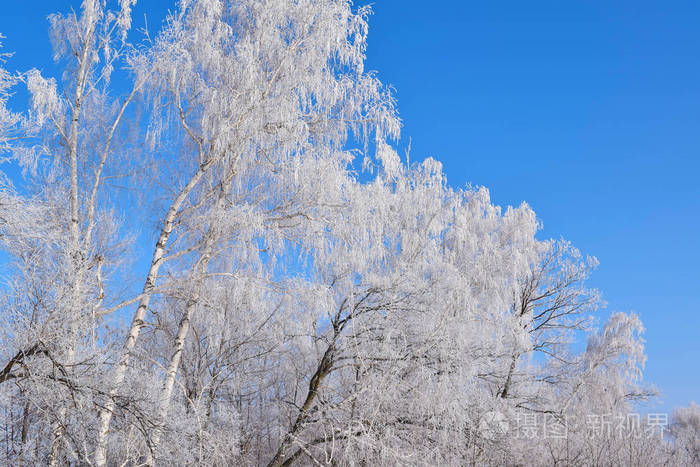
(1, 1, 698, 410)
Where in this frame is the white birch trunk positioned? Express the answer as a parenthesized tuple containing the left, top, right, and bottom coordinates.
(147, 167, 236, 464)
(94, 159, 213, 466)
(48, 22, 93, 464)
(145, 295, 198, 465)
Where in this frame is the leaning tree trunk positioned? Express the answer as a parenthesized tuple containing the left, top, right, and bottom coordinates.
(94, 158, 214, 467)
(147, 166, 237, 464)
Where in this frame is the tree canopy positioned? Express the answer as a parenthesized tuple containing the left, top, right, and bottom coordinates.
(0, 1, 695, 466)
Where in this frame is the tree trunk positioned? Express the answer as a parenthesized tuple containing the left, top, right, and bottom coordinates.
(48, 21, 93, 464)
(147, 169, 236, 464)
(95, 159, 213, 467)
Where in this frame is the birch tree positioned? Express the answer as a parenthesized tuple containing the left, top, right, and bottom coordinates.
(94, 0, 399, 463)
(670, 402, 700, 465)
(494, 240, 602, 404)
(254, 156, 540, 466)
(0, 2, 692, 466)
(1, 1, 140, 463)
(0, 37, 20, 150)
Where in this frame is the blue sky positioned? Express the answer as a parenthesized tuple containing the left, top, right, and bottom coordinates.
(1, 1, 698, 410)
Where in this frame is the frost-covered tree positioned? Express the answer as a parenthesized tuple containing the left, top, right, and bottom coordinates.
(0, 1, 692, 466)
(669, 402, 700, 464)
(0, 37, 20, 150)
(495, 239, 601, 401)
(0, 1, 140, 463)
(91, 0, 400, 463)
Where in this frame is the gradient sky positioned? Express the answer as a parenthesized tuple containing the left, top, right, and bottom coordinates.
(1, 1, 697, 411)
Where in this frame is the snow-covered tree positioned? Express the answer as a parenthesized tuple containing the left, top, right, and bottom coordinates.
(0, 37, 20, 150)
(0, 1, 691, 466)
(669, 402, 700, 464)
